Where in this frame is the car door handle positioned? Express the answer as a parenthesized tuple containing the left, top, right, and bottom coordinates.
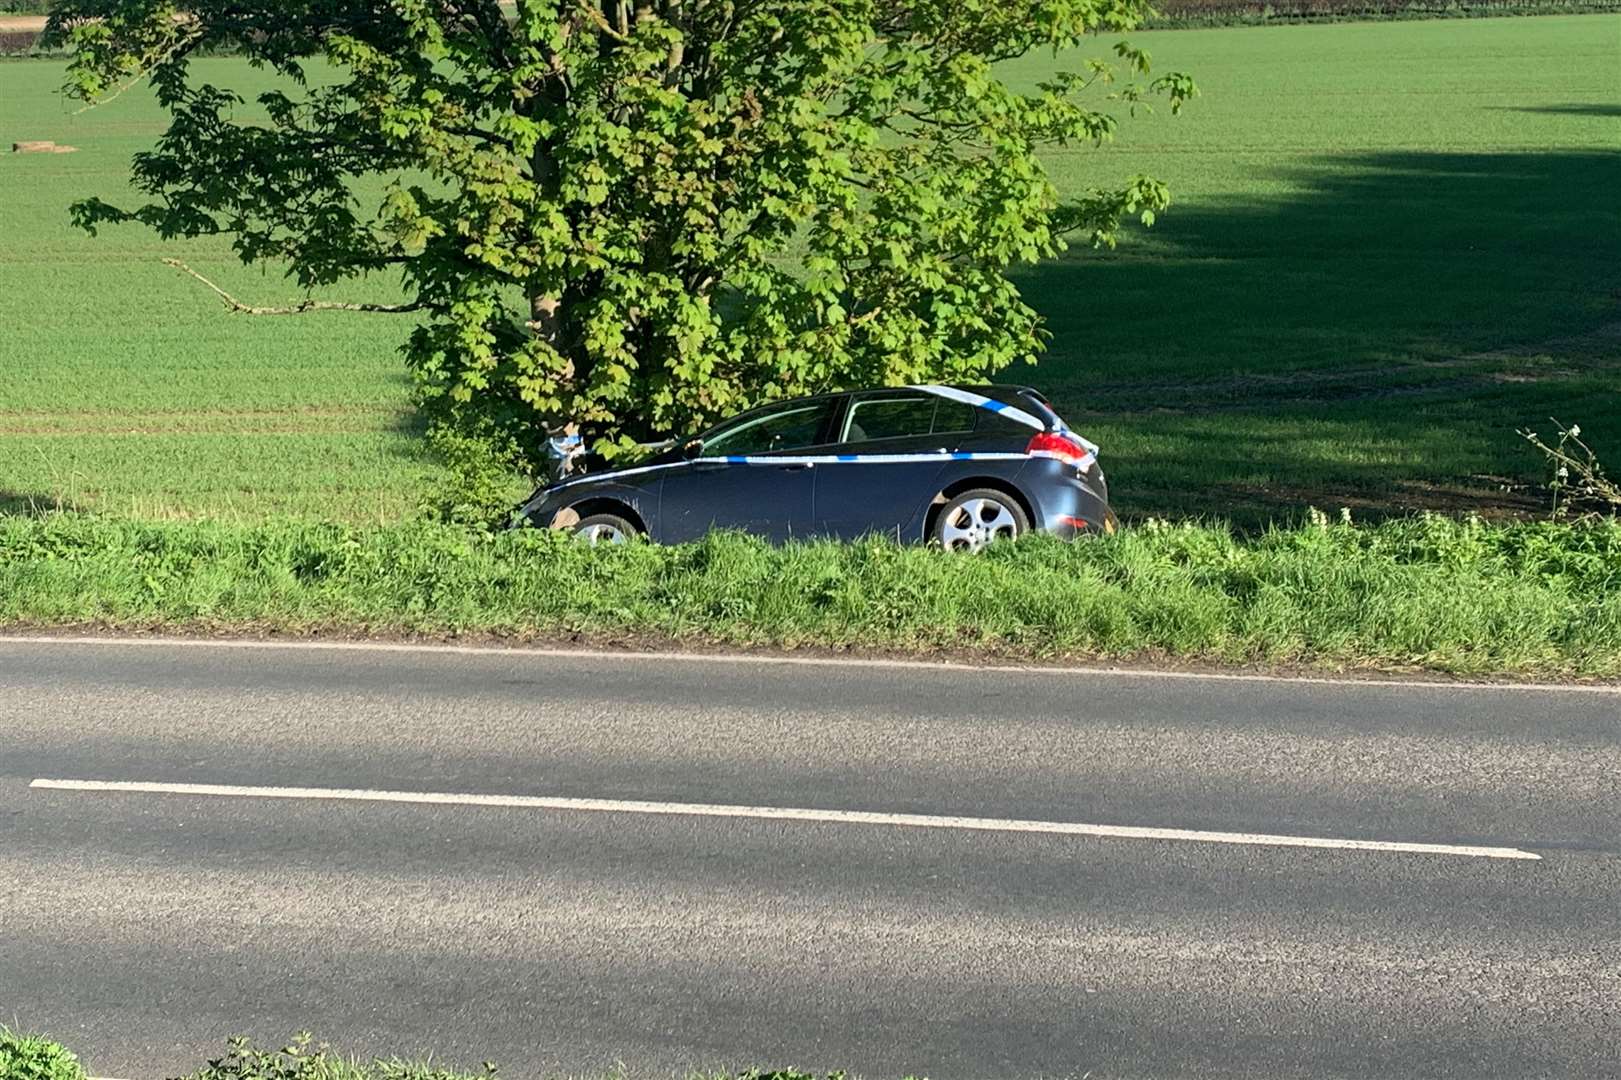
(777, 462, 814, 471)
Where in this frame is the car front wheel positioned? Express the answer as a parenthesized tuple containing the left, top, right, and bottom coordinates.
(572, 513, 639, 545)
(933, 489, 1028, 552)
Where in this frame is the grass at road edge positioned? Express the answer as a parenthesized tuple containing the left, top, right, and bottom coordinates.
(0, 1031, 902, 1080)
(0, 1028, 87, 1080)
(3, 513, 1618, 678)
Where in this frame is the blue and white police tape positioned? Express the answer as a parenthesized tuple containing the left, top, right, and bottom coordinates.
(909, 384, 1047, 431)
(531, 386, 1091, 504)
(710, 448, 1097, 469)
(922, 385, 1097, 454)
(533, 448, 1092, 506)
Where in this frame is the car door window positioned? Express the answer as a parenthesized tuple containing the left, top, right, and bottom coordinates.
(840, 395, 976, 444)
(700, 401, 836, 457)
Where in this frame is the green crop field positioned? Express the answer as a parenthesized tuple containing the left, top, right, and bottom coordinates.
(2, 15, 1618, 525)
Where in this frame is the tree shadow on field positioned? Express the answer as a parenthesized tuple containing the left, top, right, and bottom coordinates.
(0, 490, 76, 517)
(1496, 103, 1621, 118)
(1015, 149, 1621, 527)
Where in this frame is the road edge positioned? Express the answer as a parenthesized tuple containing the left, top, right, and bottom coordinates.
(3, 627, 1618, 694)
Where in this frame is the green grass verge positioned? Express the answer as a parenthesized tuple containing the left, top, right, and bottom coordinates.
(5, 513, 1619, 677)
(0, 1030, 897, 1080)
(1, 17, 1616, 525)
(0, 1032, 905, 1080)
(0, 1029, 87, 1080)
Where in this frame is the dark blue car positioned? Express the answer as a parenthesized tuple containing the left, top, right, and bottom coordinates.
(513, 384, 1112, 551)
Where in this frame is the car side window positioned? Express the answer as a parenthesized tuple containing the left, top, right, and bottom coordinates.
(973, 410, 1034, 437)
(933, 401, 977, 434)
(700, 400, 837, 457)
(841, 395, 976, 443)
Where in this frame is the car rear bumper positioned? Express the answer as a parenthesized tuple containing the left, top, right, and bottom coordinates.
(1019, 459, 1113, 538)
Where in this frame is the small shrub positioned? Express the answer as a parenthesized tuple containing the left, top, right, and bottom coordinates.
(0, 1030, 87, 1080)
(418, 422, 531, 530)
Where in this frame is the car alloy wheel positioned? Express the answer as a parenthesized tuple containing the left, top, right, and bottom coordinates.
(572, 513, 637, 545)
(935, 489, 1028, 552)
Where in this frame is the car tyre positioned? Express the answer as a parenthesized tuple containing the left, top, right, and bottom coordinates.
(933, 488, 1029, 552)
(572, 512, 639, 545)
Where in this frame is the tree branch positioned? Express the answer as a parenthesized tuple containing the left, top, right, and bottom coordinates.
(163, 259, 423, 315)
(577, 2, 629, 40)
(73, 20, 204, 115)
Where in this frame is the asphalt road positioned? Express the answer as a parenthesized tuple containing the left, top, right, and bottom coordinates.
(2, 637, 1618, 1079)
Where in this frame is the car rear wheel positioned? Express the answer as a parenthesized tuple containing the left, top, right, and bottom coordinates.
(933, 489, 1028, 552)
(572, 513, 638, 545)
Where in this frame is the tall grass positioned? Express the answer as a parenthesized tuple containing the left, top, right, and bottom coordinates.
(4, 513, 1617, 676)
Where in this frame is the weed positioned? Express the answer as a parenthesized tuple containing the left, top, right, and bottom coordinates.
(0, 1029, 86, 1080)
(1521, 420, 1621, 518)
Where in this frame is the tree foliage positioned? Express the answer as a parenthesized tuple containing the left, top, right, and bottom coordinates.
(49, 0, 1193, 463)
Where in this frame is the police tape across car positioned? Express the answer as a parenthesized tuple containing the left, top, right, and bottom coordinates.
(513, 384, 1114, 551)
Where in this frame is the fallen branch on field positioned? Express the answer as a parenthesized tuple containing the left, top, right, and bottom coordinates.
(162, 259, 423, 316)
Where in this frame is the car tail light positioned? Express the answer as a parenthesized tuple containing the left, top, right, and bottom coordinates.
(1026, 431, 1093, 470)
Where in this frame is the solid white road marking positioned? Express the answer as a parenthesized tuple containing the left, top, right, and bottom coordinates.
(1, 633, 1616, 694)
(30, 778, 1541, 860)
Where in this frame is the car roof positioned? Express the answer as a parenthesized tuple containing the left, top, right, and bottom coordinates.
(697, 383, 1055, 438)
(739, 383, 1044, 407)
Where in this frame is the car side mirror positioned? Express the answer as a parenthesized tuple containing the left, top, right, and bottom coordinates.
(682, 439, 704, 460)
